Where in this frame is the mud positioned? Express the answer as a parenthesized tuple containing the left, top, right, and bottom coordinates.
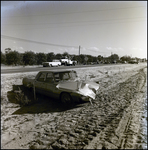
(1, 64, 147, 149)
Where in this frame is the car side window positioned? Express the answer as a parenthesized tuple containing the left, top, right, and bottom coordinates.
(54, 73, 60, 82)
(37, 73, 46, 82)
(46, 73, 54, 83)
(69, 71, 77, 79)
(62, 73, 70, 80)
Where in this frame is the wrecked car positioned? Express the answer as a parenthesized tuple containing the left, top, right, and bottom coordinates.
(22, 70, 99, 103)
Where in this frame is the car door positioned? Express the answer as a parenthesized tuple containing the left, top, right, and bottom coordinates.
(44, 72, 57, 98)
(35, 72, 47, 95)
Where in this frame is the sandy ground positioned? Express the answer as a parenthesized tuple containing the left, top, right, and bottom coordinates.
(1, 63, 147, 149)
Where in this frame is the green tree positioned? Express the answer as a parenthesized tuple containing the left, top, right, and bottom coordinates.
(46, 52, 55, 62)
(72, 55, 79, 62)
(69, 54, 74, 60)
(6, 50, 21, 65)
(1, 52, 6, 64)
(109, 54, 119, 63)
(135, 57, 140, 63)
(5, 48, 12, 54)
(55, 53, 62, 60)
(86, 55, 93, 63)
(92, 56, 97, 62)
(120, 55, 132, 62)
(19, 53, 24, 65)
(70, 54, 75, 60)
(62, 52, 69, 58)
(98, 55, 103, 62)
(78, 54, 85, 64)
(23, 51, 37, 65)
(36, 53, 47, 65)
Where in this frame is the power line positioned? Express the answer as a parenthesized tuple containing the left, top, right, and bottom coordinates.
(2, 16, 146, 26)
(1, 6, 145, 18)
(1, 35, 78, 48)
(1, 19, 146, 31)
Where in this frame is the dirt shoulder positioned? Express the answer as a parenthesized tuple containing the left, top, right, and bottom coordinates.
(1, 63, 147, 149)
(84, 67, 147, 149)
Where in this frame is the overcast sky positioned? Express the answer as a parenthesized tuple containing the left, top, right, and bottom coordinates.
(1, 1, 147, 58)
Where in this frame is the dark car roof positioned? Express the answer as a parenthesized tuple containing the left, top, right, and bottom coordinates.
(39, 70, 76, 73)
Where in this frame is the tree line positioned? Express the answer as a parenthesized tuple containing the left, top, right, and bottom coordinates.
(1, 48, 146, 66)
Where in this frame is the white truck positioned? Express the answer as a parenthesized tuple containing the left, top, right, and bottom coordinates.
(60, 59, 76, 66)
(42, 59, 61, 67)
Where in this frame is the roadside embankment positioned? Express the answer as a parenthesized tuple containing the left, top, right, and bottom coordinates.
(1, 63, 147, 149)
(84, 67, 147, 149)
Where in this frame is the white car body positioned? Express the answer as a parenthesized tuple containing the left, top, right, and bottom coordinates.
(42, 60, 61, 67)
(60, 59, 76, 66)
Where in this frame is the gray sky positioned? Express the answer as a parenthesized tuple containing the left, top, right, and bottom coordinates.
(1, 1, 147, 58)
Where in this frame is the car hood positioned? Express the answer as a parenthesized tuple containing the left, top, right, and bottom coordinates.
(56, 79, 99, 100)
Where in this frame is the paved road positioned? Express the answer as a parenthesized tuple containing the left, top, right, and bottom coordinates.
(1, 64, 113, 74)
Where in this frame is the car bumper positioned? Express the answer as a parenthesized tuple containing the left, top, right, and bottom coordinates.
(71, 93, 93, 102)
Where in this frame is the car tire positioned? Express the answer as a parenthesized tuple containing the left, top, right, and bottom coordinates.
(60, 92, 72, 104)
(65, 62, 67, 66)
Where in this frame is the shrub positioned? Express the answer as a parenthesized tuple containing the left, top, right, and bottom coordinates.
(15, 87, 33, 106)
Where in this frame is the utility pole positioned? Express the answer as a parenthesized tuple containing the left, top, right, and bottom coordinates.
(79, 45, 80, 55)
(78, 46, 81, 65)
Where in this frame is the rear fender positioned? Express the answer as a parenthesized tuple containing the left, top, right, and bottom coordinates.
(22, 78, 34, 88)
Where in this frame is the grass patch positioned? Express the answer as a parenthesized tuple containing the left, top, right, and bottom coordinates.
(7, 85, 37, 107)
(15, 87, 32, 106)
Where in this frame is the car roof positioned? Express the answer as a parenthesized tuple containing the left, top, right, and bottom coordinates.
(39, 70, 76, 73)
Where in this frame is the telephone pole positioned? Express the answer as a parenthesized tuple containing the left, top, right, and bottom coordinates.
(79, 45, 80, 55)
(78, 46, 81, 65)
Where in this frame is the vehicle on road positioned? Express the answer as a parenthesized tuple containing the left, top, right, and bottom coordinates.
(60, 59, 76, 66)
(42, 59, 61, 67)
(128, 60, 138, 64)
(22, 70, 99, 103)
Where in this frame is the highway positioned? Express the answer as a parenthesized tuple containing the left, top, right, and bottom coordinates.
(1, 64, 111, 74)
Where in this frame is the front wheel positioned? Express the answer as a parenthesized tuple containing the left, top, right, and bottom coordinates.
(60, 93, 72, 104)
